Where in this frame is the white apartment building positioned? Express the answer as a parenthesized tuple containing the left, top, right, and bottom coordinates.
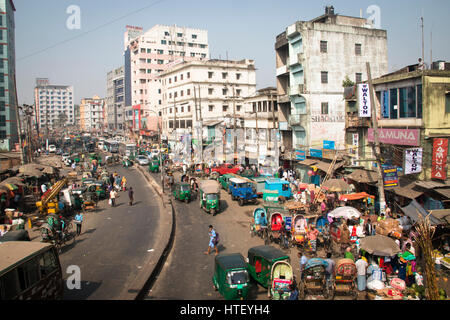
(80, 95, 106, 133)
(275, 6, 388, 155)
(159, 59, 256, 145)
(34, 78, 74, 130)
(123, 25, 209, 135)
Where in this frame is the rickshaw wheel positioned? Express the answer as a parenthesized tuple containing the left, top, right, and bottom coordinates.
(238, 199, 244, 206)
(299, 283, 306, 300)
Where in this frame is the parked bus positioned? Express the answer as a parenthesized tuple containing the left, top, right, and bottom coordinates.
(0, 242, 64, 300)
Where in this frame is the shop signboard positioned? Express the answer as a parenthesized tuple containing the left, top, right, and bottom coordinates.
(323, 140, 335, 150)
(404, 148, 422, 175)
(358, 83, 371, 118)
(382, 165, 398, 187)
(368, 128, 420, 146)
(431, 138, 448, 180)
(309, 149, 323, 158)
(295, 150, 306, 161)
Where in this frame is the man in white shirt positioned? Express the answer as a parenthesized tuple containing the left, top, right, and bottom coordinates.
(110, 190, 117, 207)
(355, 254, 368, 291)
(41, 183, 47, 194)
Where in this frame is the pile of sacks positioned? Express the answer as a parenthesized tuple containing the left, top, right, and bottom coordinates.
(375, 218, 402, 239)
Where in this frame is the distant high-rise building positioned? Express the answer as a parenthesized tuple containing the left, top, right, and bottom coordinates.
(80, 95, 106, 133)
(34, 79, 74, 131)
(124, 25, 209, 138)
(106, 66, 125, 132)
(0, 0, 17, 151)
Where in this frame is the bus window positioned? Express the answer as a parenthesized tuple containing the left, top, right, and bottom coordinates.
(39, 250, 58, 277)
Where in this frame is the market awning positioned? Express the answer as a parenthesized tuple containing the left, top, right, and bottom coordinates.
(346, 169, 378, 184)
(400, 200, 443, 226)
(387, 177, 423, 200)
(313, 161, 336, 173)
(429, 209, 450, 225)
(415, 180, 450, 189)
(298, 159, 318, 166)
(434, 188, 450, 200)
(339, 192, 375, 201)
(0, 183, 17, 191)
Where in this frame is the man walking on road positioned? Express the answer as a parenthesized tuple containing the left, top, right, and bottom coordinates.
(128, 187, 134, 206)
(204, 225, 219, 256)
(74, 212, 83, 236)
(110, 189, 117, 207)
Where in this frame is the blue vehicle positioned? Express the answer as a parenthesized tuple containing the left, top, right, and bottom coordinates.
(229, 177, 258, 207)
(264, 179, 292, 202)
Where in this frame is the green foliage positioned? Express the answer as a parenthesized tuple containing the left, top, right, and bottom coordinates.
(342, 76, 355, 88)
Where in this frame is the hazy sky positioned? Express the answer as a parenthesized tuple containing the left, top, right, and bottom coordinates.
(15, 0, 450, 105)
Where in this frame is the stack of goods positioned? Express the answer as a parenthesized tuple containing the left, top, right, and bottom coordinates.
(376, 218, 402, 239)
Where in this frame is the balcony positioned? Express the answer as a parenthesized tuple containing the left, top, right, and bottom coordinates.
(346, 115, 371, 128)
(288, 114, 305, 127)
(277, 94, 290, 104)
(276, 65, 289, 76)
(288, 84, 306, 96)
(286, 23, 299, 38)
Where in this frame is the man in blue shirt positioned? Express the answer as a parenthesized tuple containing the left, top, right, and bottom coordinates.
(74, 212, 83, 236)
(204, 225, 219, 255)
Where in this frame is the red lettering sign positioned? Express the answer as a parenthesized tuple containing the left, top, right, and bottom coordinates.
(431, 138, 448, 180)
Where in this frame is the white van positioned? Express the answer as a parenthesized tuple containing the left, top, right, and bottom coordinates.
(48, 145, 57, 153)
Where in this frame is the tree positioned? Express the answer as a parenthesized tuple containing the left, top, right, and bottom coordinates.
(342, 76, 355, 88)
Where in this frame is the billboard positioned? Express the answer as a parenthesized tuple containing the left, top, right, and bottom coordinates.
(431, 138, 448, 180)
(368, 128, 420, 146)
(404, 148, 422, 175)
(358, 83, 371, 118)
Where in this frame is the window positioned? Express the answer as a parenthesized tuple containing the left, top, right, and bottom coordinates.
(180, 90, 184, 97)
(177, 33, 183, 37)
(201, 54, 206, 58)
(237, 105, 241, 112)
(157, 60, 164, 65)
(169, 78, 172, 84)
(192, 34, 197, 39)
(321, 71, 328, 84)
(236, 89, 241, 96)
(140, 48, 146, 53)
(147, 49, 151, 53)
(168, 50, 173, 55)
(208, 88, 214, 95)
(187, 89, 191, 96)
(208, 72, 213, 79)
(399, 87, 416, 118)
(0, 101, 5, 111)
(446, 92, 450, 114)
(222, 73, 228, 79)
(174, 76, 177, 82)
(157, 49, 164, 54)
(223, 105, 228, 112)
(389, 88, 398, 119)
(174, 92, 178, 98)
(187, 72, 190, 79)
(180, 74, 183, 80)
(200, 44, 206, 49)
(161, 40, 167, 45)
(208, 105, 214, 112)
(165, 31, 170, 36)
(321, 102, 329, 114)
(320, 40, 327, 53)
(263, 101, 267, 112)
(417, 85, 423, 118)
(222, 88, 228, 96)
(355, 73, 362, 83)
(190, 53, 195, 57)
(355, 44, 362, 55)
(236, 73, 241, 80)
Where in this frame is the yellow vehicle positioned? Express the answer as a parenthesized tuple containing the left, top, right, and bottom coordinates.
(36, 178, 68, 215)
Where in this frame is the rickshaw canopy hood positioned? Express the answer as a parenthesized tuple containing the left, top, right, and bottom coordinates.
(200, 180, 220, 194)
(215, 253, 247, 270)
(305, 258, 329, 270)
(248, 245, 289, 263)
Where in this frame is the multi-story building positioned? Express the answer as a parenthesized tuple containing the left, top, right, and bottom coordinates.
(159, 59, 256, 147)
(79, 95, 106, 133)
(106, 66, 125, 133)
(34, 78, 74, 131)
(344, 62, 450, 208)
(123, 25, 209, 138)
(243, 87, 278, 163)
(0, 0, 17, 151)
(275, 6, 388, 160)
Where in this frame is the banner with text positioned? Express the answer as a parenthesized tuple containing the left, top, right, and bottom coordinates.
(431, 138, 448, 180)
(358, 83, 371, 118)
(404, 148, 422, 175)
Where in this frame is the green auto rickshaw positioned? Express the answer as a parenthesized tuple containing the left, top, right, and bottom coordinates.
(246, 245, 290, 289)
(149, 159, 160, 173)
(199, 180, 221, 215)
(123, 156, 132, 168)
(87, 181, 106, 200)
(173, 182, 191, 203)
(212, 253, 251, 300)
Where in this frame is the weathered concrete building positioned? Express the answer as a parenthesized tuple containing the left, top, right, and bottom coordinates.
(106, 66, 125, 133)
(275, 6, 388, 162)
(344, 63, 450, 208)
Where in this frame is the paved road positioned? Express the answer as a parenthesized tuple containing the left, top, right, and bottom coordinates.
(59, 163, 163, 300)
(146, 172, 274, 300)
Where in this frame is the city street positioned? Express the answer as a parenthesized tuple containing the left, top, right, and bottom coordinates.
(58, 163, 163, 300)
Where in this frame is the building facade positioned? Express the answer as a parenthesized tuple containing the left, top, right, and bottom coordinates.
(79, 95, 106, 133)
(34, 78, 74, 131)
(275, 6, 388, 161)
(159, 59, 256, 146)
(123, 25, 209, 138)
(106, 66, 125, 133)
(0, 0, 16, 151)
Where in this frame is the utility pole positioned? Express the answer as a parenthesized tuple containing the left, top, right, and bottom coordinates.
(198, 85, 203, 163)
(421, 16, 425, 66)
(232, 85, 237, 165)
(13, 75, 25, 165)
(366, 62, 386, 214)
(255, 101, 260, 170)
